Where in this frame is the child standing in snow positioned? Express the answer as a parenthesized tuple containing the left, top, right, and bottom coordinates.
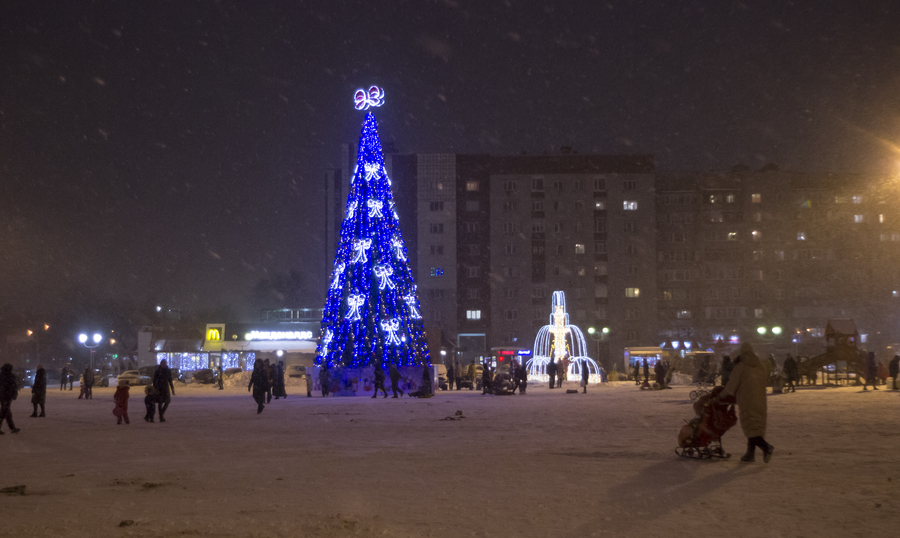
(144, 384, 156, 422)
(113, 379, 130, 425)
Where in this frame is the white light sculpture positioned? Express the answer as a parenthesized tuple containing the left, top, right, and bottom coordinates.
(330, 263, 345, 290)
(367, 199, 383, 218)
(391, 237, 406, 261)
(526, 291, 602, 384)
(381, 318, 401, 345)
(374, 264, 395, 289)
(351, 238, 372, 264)
(345, 294, 365, 321)
(404, 295, 421, 319)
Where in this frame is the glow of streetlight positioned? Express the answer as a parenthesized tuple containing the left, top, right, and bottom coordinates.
(602, 327, 609, 334)
(78, 333, 88, 344)
(757, 327, 767, 335)
(772, 326, 782, 335)
(92, 333, 102, 344)
(587, 327, 596, 335)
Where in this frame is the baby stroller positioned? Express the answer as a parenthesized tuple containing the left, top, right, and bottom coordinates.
(676, 386, 737, 460)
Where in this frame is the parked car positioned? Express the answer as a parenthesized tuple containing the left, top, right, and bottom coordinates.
(93, 369, 111, 387)
(192, 369, 216, 384)
(117, 370, 151, 386)
(286, 365, 307, 378)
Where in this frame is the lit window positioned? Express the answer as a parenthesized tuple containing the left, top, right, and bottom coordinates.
(754, 308, 764, 318)
(466, 181, 479, 191)
(751, 194, 762, 203)
(727, 232, 738, 241)
(853, 195, 862, 204)
(797, 232, 806, 241)
(623, 200, 638, 210)
(575, 244, 585, 254)
(595, 200, 606, 210)
(726, 194, 735, 203)
(625, 287, 640, 298)
(466, 310, 482, 320)
(879, 214, 885, 223)
(853, 214, 864, 223)
(676, 310, 691, 319)
(430, 267, 444, 277)
(751, 230, 761, 241)
(576, 267, 586, 276)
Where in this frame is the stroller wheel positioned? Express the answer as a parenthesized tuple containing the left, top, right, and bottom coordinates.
(689, 390, 699, 401)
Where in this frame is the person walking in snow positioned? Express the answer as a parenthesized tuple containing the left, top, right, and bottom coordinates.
(263, 359, 274, 403)
(272, 361, 287, 399)
(633, 361, 641, 385)
(720, 356, 734, 387)
(152, 359, 175, 422)
(642, 358, 650, 385)
(547, 358, 557, 389)
(863, 351, 879, 391)
(319, 365, 332, 397)
(0, 363, 20, 434)
(372, 362, 388, 398)
(714, 342, 774, 463)
(783, 354, 799, 393)
(889, 355, 900, 391)
(517, 362, 528, 394)
(446, 363, 455, 391)
(143, 384, 156, 422)
(30, 365, 46, 417)
(654, 359, 665, 389)
(113, 379, 130, 425)
(454, 360, 463, 391)
(248, 358, 269, 413)
(388, 363, 403, 398)
(305, 369, 313, 397)
(481, 363, 493, 395)
(581, 362, 590, 394)
(60, 366, 68, 391)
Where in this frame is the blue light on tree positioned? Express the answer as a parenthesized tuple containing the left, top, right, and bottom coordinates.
(315, 86, 430, 369)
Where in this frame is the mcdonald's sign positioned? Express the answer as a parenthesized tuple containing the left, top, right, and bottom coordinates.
(206, 328, 221, 341)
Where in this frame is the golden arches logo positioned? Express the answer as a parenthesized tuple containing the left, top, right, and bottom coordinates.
(206, 328, 221, 341)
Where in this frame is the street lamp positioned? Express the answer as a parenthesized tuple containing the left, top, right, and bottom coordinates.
(78, 333, 103, 372)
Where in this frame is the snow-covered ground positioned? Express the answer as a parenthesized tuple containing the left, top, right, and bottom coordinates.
(3, 380, 898, 537)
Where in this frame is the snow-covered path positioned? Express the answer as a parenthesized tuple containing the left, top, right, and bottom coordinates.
(2, 382, 898, 537)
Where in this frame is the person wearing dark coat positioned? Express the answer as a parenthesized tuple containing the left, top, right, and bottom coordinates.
(889, 355, 900, 391)
(263, 359, 275, 403)
(143, 384, 156, 422)
(60, 366, 68, 391)
(217, 364, 224, 391)
(79, 367, 94, 400)
(720, 356, 734, 387)
(783, 354, 799, 393)
(248, 358, 269, 413)
(517, 362, 528, 394)
(388, 363, 403, 398)
(372, 362, 388, 398)
(633, 362, 641, 385)
(654, 360, 665, 389)
(68, 368, 74, 390)
(642, 358, 650, 384)
(319, 365, 332, 397)
(0, 363, 20, 434)
(547, 358, 557, 389)
(481, 364, 493, 394)
(454, 361, 463, 391)
(30, 365, 47, 417)
(581, 362, 590, 394)
(863, 351, 879, 391)
(113, 380, 130, 425)
(272, 361, 287, 399)
(447, 364, 455, 391)
(152, 359, 176, 422)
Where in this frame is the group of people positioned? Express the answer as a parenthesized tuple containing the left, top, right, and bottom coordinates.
(478, 361, 529, 395)
(247, 359, 289, 414)
(112, 358, 177, 426)
(633, 358, 674, 390)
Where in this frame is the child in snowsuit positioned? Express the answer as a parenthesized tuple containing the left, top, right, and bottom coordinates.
(113, 380, 130, 425)
(144, 384, 156, 422)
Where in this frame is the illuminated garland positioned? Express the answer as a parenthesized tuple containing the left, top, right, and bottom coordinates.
(526, 291, 602, 383)
(315, 88, 429, 369)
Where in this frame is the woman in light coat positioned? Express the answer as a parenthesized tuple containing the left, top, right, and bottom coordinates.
(717, 342, 774, 463)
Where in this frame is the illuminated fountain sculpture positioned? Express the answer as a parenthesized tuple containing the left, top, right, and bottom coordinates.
(527, 291, 602, 383)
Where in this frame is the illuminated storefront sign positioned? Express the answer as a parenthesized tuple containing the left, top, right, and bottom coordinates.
(244, 330, 314, 341)
(206, 328, 221, 341)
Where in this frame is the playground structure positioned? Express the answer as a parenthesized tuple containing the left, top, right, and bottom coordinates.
(526, 291, 602, 383)
(798, 319, 868, 385)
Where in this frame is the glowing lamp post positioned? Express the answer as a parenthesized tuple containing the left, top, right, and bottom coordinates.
(78, 333, 103, 372)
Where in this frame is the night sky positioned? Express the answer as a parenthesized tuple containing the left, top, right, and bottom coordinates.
(1, 1, 897, 317)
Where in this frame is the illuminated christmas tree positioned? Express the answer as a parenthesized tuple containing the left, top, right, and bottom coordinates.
(315, 86, 430, 369)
